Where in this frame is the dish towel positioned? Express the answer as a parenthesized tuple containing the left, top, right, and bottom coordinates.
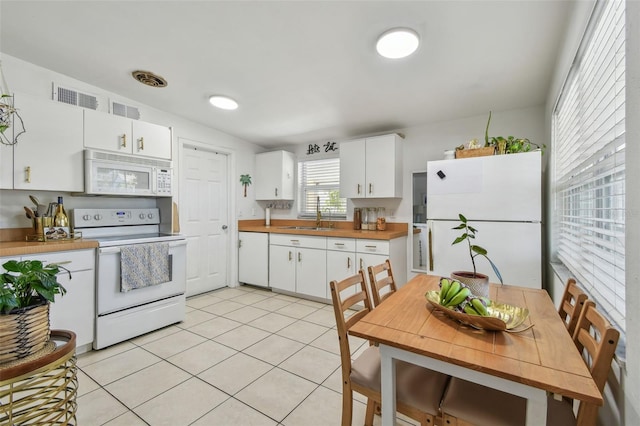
(120, 242, 171, 292)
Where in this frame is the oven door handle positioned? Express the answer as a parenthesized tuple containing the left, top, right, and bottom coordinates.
(99, 240, 187, 254)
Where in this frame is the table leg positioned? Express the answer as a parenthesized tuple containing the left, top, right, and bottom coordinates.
(380, 344, 397, 426)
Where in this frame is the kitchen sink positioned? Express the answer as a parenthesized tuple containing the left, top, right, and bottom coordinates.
(277, 226, 335, 231)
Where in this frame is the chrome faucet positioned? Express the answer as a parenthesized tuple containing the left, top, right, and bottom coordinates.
(316, 196, 322, 228)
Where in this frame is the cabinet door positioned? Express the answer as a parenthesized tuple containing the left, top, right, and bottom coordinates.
(356, 252, 388, 276)
(132, 120, 172, 160)
(365, 134, 401, 198)
(255, 151, 294, 200)
(84, 108, 132, 153)
(295, 247, 327, 299)
(12, 94, 84, 191)
(0, 143, 12, 189)
(49, 268, 95, 348)
(239, 232, 269, 287)
(269, 244, 296, 292)
(327, 249, 356, 300)
(339, 138, 366, 198)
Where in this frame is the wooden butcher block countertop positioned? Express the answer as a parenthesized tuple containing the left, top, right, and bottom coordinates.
(238, 219, 409, 240)
(0, 228, 99, 257)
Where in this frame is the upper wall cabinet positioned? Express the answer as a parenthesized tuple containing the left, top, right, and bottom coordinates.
(340, 133, 403, 198)
(255, 150, 295, 200)
(7, 93, 84, 191)
(84, 109, 171, 160)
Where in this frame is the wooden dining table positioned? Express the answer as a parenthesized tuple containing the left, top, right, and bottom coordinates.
(348, 274, 602, 426)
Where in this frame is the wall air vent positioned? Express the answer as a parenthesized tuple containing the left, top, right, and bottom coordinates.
(112, 101, 141, 120)
(52, 83, 99, 110)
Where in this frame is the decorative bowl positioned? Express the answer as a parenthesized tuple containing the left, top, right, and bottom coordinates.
(424, 290, 530, 332)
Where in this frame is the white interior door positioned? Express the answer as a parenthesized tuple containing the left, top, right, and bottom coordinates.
(181, 144, 229, 296)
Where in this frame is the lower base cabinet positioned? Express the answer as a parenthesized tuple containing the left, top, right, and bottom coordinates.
(3, 249, 96, 353)
(269, 234, 327, 298)
(238, 232, 269, 287)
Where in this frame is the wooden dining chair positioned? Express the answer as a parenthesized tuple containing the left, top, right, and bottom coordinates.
(329, 270, 450, 426)
(367, 259, 397, 307)
(558, 278, 589, 337)
(439, 300, 620, 426)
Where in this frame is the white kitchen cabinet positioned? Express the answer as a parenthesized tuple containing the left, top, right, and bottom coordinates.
(340, 133, 402, 198)
(269, 244, 296, 293)
(238, 231, 269, 287)
(326, 237, 357, 301)
(269, 234, 327, 298)
(355, 238, 407, 287)
(0, 141, 12, 189)
(84, 108, 171, 160)
(5, 249, 95, 353)
(10, 93, 84, 191)
(255, 150, 295, 200)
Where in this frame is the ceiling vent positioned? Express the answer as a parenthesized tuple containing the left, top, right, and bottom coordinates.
(111, 101, 141, 120)
(131, 70, 167, 88)
(52, 83, 99, 110)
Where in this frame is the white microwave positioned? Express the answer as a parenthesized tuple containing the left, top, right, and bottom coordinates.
(83, 149, 173, 197)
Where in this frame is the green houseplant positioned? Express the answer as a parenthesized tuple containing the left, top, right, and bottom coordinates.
(484, 111, 544, 154)
(451, 214, 502, 297)
(0, 260, 70, 363)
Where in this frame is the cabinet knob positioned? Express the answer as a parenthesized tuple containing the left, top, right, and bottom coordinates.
(369, 183, 372, 194)
(288, 251, 292, 261)
(298, 252, 302, 262)
(25, 166, 31, 183)
(347, 257, 351, 269)
(121, 134, 127, 148)
(139, 136, 144, 150)
(357, 184, 361, 194)
(275, 188, 278, 197)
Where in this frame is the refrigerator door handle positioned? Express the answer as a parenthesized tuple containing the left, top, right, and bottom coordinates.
(428, 221, 434, 271)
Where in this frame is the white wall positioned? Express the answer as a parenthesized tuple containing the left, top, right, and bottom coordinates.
(544, 1, 640, 425)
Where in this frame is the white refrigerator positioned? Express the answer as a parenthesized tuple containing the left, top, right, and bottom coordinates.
(425, 151, 542, 289)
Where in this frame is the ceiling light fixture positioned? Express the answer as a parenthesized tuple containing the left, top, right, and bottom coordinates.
(376, 27, 420, 59)
(209, 95, 239, 110)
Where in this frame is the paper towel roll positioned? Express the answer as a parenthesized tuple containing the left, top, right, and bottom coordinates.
(265, 208, 271, 226)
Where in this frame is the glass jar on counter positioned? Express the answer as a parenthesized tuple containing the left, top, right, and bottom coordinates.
(367, 208, 378, 230)
(353, 208, 362, 230)
(376, 207, 386, 231)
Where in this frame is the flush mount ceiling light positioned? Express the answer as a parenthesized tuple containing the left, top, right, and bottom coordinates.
(209, 95, 239, 110)
(376, 27, 420, 59)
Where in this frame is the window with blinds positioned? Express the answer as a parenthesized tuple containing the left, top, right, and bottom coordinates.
(298, 158, 347, 219)
(553, 0, 625, 331)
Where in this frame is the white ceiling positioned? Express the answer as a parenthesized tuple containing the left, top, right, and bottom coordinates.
(0, 1, 573, 149)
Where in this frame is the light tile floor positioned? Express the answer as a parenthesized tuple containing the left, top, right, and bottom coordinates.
(76, 285, 419, 425)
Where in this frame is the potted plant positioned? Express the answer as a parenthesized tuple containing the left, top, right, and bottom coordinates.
(0, 259, 70, 364)
(450, 214, 502, 297)
(483, 111, 544, 155)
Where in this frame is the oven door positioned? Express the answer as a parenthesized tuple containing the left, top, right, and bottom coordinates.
(96, 240, 186, 315)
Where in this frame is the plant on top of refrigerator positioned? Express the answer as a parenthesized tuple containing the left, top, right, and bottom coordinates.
(451, 214, 503, 284)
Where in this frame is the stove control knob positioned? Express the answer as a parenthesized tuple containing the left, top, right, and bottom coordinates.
(139, 213, 146, 219)
(94, 214, 102, 221)
(147, 213, 153, 219)
(83, 214, 91, 221)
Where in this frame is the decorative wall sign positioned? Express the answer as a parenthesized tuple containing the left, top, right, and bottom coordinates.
(306, 141, 338, 155)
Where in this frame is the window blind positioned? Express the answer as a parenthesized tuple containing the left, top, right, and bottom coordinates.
(298, 158, 347, 218)
(553, 0, 625, 330)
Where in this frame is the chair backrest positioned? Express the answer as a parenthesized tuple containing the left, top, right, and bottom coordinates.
(367, 259, 397, 307)
(559, 278, 589, 336)
(573, 300, 620, 423)
(329, 270, 374, 378)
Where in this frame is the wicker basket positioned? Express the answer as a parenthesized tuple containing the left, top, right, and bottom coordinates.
(0, 301, 51, 364)
(455, 146, 495, 159)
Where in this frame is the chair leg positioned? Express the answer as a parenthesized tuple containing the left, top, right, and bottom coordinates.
(341, 388, 353, 426)
(364, 398, 376, 426)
